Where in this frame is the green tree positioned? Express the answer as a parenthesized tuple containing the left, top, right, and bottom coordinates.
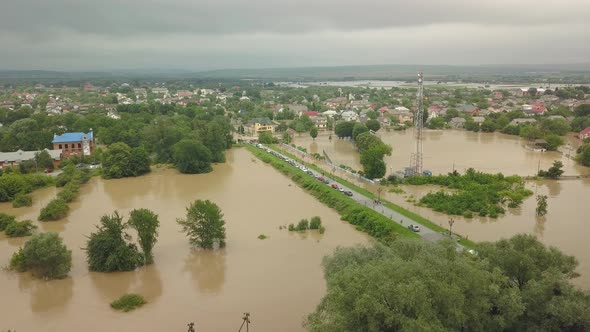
(128, 209, 160, 264)
(360, 147, 387, 179)
(538, 160, 564, 179)
(427, 117, 446, 129)
(574, 104, 590, 117)
(310, 126, 318, 140)
(536, 195, 548, 216)
(365, 119, 381, 132)
(102, 142, 132, 179)
(85, 212, 143, 272)
(10, 232, 72, 279)
(172, 139, 212, 174)
(35, 150, 55, 170)
(544, 134, 564, 151)
(258, 131, 275, 144)
(577, 144, 590, 166)
(282, 131, 292, 144)
(129, 146, 151, 176)
(177, 200, 226, 249)
(307, 240, 524, 331)
(334, 121, 354, 138)
(519, 125, 543, 140)
(352, 123, 369, 140)
(38, 198, 69, 221)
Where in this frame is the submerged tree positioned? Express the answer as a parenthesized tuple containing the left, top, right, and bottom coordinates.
(310, 126, 318, 140)
(536, 195, 548, 217)
(128, 209, 160, 264)
(177, 200, 226, 249)
(10, 232, 72, 279)
(86, 212, 143, 272)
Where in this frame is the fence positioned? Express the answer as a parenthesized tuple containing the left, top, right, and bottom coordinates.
(280, 143, 375, 185)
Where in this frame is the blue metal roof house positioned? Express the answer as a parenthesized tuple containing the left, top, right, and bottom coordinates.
(52, 129, 94, 157)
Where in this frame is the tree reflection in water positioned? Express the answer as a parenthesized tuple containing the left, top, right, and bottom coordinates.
(18, 274, 74, 313)
(184, 248, 226, 294)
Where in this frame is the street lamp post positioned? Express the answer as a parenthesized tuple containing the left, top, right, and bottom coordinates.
(376, 186, 383, 203)
(448, 218, 455, 238)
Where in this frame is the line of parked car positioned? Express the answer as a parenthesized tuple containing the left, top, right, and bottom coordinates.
(256, 143, 353, 197)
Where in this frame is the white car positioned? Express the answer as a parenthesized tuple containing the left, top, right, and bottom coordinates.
(408, 224, 420, 232)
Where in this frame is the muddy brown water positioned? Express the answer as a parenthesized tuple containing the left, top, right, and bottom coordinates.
(0, 148, 369, 331)
(295, 130, 590, 288)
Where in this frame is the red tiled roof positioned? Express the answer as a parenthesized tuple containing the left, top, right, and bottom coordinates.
(304, 111, 318, 116)
(580, 127, 590, 135)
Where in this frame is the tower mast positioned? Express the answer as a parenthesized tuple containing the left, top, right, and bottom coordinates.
(410, 72, 424, 175)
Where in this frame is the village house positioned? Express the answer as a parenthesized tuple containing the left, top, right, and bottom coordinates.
(246, 118, 275, 135)
(449, 117, 466, 129)
(580, 127, 590, 141)
(510, 118, 537, 126)
(472, 116, 485, 125)
(177, 90, 193, 98)
(151, 87, 169, 94)
(340, 110, 359, 122)
(52, 130, 95, 158)
(457, 104, 479, 116)
(0, 149, 62, 169)
(324, 97, 348, 109)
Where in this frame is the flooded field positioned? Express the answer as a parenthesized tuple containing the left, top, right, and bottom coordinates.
(294, 131, 590, 288)
(296, 130, 587, 176)
(0, 148, 369, 332)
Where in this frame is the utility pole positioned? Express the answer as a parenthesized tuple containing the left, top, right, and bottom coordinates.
(377, 186, 383, 202)
(238, 313, 251, 332)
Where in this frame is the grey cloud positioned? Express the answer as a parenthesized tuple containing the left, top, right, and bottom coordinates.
(0, 0, 588, 70)
(1, 0, 589, 37)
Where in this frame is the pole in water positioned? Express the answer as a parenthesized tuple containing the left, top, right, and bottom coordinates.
(238, 312, 251, 332)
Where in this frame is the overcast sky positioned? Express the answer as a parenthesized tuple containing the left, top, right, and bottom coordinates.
(1, 0, 589, 71)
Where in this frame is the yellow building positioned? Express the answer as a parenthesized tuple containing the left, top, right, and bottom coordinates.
(247, 117, 275, 134)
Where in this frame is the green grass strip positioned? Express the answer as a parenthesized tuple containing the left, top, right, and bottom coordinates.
(267, 145, 477, 249)
(244, 145, 419, 240)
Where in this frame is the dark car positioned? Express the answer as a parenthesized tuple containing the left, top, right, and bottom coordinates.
(344, 191, 353, 196)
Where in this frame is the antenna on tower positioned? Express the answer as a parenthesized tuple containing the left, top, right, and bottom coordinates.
(409, 72, 425, 176)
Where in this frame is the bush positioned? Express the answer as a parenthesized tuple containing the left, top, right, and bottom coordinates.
(296, 219, 309, 231)
(110, 294, 147, 312)
(258, 234, 268, 240)
(12, 192, 33, 208)
(9, 232, 72, 279)
(86, 212, 143, 272)
(57, 188, 77, 203)
(177, 200, 226, 249)
(0, 213, 17, 231)
(309, 216, 322, 230)
(38, 198, 69, 221)
(4, 220, 37, 237)
(288, 223, 295, 231)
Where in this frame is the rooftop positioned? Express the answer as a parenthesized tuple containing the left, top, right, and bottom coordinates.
(0, 149, 61, 162)
(52, 130, 93, 143)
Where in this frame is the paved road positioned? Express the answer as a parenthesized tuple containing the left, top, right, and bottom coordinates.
(258, 144, 446, 243)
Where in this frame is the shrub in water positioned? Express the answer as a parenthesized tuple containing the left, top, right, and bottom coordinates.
(9, 232, 72, 279)
(288, 224, 295, 231)
(0, 213, 16, 231)
(258, 234, 268, 240)
(309, 216, 322, 230)
(38, 198, 69, 221)
(110, 293, 147, 312)
(4, 220, 37, 237)
(319, 226, 326, 234)
(296, 219, 309, 231)
(12, 193, 32, 208)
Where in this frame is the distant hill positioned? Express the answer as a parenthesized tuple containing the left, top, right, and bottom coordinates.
(1, 63, 589, 83)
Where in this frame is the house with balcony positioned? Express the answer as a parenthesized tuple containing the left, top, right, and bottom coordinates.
(246, 118, 275, 135)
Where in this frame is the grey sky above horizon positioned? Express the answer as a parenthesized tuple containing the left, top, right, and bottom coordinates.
(1, 0, 589, 70)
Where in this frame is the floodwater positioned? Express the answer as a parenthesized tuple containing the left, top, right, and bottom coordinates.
(296, 130, 588, 176)
(0, 148, 369, 332)
(294, 131, 590, 287)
